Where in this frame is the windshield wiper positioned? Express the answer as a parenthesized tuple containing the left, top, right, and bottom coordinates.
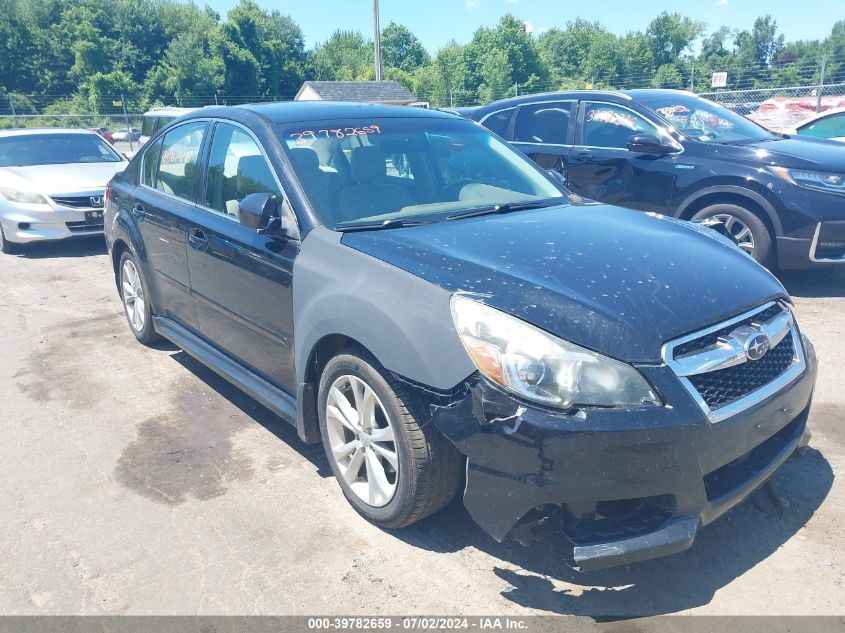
(446, 198, 562, 221)
(335, 218, 424, 232)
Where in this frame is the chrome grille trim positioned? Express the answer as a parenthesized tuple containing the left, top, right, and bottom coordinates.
(662, 301, 806, 423)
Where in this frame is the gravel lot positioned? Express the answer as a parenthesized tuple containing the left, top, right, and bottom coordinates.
(0, 235, 843, 619)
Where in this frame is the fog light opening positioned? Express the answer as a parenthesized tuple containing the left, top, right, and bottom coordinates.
(18, 222, 31, 230)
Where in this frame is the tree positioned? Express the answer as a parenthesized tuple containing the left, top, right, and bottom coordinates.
(538, 19, 608, 84)
(646, 12, 704, 68)
(381, 22, 430, 73)
(311, 30, 374, 81)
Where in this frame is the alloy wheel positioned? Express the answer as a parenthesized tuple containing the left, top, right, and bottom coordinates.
(121, 259, 146, 332)
(713, 213, 755, 255)
(325, 374, 399, 507)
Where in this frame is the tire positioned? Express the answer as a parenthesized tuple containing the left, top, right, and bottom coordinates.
(118, 250, 160, 345)
(318, 349, 463, 529)
(691, 203, 775, 269)
(0, 225, 20, 254)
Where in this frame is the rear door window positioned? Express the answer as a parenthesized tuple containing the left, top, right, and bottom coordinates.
(155, 122, 206, 202)
(482, 108, 515, 138)
(513, 102, 573, 144)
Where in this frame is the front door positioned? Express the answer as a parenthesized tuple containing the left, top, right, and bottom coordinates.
(186, 121, 299, 393)
(132, 120, 208, 330)
(566, 101, 676, 213)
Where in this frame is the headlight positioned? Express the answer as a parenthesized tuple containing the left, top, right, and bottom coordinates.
(0, 187, 49, 205)
(450, 295, 661, 409)
(770, 167, 845, 195)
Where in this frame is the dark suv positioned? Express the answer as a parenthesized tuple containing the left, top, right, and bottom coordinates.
(105, 103, 816, 571)
(465, 89, 845, 269)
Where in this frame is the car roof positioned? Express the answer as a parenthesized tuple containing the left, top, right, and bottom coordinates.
(0, 127, 98, 138)
(182, 101, 461, 125)
(143, 106, 197, 116)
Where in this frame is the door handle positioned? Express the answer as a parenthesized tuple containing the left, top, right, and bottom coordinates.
(130, 203, 145, 216)
(188, 228, 208, 251)
(570, 150, 593, 162)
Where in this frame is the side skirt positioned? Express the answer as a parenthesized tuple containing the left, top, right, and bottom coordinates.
(153, 316, 298, 427)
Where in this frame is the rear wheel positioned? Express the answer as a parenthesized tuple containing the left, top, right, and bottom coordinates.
(318, 349, 463, 529)
(119, 251, 160, 345)
(691, 203, 774, 268)
(0, 225, 20, 254)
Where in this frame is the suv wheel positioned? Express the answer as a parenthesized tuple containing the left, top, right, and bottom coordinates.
(0, 225, 20, 254)
(119, 251, 160, 345)
(691, 203, 774, 268)
(318, 349, 463, 528)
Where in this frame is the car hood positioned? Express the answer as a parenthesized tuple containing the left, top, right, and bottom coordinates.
(0, 162, 127, 195)
(341, 204, 787, 363)
(724, 137, 845, 171)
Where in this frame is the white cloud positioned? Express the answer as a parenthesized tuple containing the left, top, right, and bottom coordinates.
(505, 0, 520, 4)
(523, 20, 534, 34)
(465, 0, 480, 9)
(716, 0, 728, 5)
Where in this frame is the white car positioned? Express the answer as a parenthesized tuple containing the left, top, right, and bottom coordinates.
(112, 128, 141, 142)
(784, 106, 845, 142)
(0, 128, 128, 253)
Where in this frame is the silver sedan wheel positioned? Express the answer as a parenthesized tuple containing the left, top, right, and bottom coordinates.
(325, 375, 399, 507)
(713, 213, 755, 255)
(121, 259, 146, 333)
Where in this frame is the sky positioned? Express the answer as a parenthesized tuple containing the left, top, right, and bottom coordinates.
(202, 0, 843, 52)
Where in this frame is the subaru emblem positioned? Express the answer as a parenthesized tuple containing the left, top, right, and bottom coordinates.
(745, 333, 771, 361)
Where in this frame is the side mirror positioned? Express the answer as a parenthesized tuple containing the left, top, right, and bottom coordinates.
(238, 192, 277, 230)
(237, 192, 299, 241)
(546, 169, 566, 187)
(627, 134, 676, 154)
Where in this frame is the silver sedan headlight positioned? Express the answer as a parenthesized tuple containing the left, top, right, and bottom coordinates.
(0, 187, 50, 205)
(450, 295, 661, 409)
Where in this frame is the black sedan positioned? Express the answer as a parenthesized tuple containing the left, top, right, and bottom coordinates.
(465, 89, 845, 270)
(105, 102, 816, 571)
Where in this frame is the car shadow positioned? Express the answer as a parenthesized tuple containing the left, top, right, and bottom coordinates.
(167, 350, 332, 477)
(392, 447, 833, 619)
(780, 267, 845, 298)
(17, 235, 107, 259)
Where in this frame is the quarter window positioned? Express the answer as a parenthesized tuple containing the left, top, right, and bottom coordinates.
(582, 103, 657, 149)
(204, 123, 282, 218)
(155, 122, 206, 201)
(514, 102, 572, 144)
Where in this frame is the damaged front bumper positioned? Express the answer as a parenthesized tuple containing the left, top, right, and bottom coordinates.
(425, 338, 818, 572)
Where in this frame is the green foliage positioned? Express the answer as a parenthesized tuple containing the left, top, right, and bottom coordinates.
(0, 0, 840, 112)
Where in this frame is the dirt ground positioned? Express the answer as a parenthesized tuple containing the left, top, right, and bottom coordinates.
(0, 235, 843, 619)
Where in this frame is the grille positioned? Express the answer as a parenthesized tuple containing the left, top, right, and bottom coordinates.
(66, 220, 104, 233)
(673, 304, 782, 357)
(51, 195, 101, 209)
(688, 334, 795, 410)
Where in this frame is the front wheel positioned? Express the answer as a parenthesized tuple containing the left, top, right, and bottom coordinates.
(318, 349, 463, 529)
(0, 225, 20, 254)
(691, 203, 774, 268)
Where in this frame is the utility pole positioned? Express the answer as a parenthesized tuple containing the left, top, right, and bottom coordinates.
(373, 0, 382, 81)
(449, 88, 454, 109)
(817, 53, 827, 113)
(690, 66, 695, 92)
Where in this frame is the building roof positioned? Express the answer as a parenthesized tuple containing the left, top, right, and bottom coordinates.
(295, 81, 417, 103)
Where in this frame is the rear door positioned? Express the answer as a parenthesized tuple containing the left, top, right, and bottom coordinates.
(566, 100, 676, 213)
(131, 120, 208, 330)
(186, 121, 299, 393)
(507, 101, 575, 177)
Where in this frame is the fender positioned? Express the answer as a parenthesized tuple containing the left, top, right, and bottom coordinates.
(293, 226, 476, 392)
(675, 185, 784, 236)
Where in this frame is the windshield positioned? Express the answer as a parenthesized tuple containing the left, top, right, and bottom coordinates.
(640, 94, 776, 144)
(277, 117, 565, 228)
(0, 133, 123, 167)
